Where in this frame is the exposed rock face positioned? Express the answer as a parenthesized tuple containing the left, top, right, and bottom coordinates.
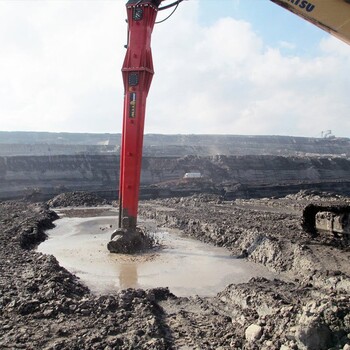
(1, 132, 349, 157)
(1, 154, 350, 200)
(1, 132, 349, 200)
(0, 154, 118, 200)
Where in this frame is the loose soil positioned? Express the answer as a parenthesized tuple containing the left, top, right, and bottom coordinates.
(0, 191, 349, 349)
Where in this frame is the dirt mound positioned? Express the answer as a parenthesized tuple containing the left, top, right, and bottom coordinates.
(47, 191, 110, 208)
(285, 190, 350, 206)
(1, 193, 350, 349)
(215, 278, 350, 350)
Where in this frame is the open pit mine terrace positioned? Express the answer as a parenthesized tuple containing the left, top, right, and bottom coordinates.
(0, 132, 350, 349)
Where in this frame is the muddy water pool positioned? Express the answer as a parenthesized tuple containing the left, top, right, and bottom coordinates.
(38, 207, 275, 296)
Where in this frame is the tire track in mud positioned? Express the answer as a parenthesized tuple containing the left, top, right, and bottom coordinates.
(159, 298, 235, 349)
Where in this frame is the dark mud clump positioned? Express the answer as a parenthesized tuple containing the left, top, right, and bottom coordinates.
(107, 227, 158, 254)
(47, 191, 110, 208)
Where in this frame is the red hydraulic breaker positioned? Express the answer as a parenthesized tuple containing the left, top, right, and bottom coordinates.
(108, 0, 183, 254)
(108, 0, 161, 253)
(119, 0, 160, 230)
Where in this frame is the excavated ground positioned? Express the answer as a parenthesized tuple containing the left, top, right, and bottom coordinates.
(1, 191, 350, 350)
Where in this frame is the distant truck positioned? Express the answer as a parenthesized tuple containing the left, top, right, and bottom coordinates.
(183, 172, 202, 179)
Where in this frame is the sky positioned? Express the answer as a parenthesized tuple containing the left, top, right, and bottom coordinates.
(0, 0, 350, 137)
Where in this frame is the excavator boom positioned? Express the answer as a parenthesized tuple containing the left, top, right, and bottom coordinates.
(271, 0, 350, 45)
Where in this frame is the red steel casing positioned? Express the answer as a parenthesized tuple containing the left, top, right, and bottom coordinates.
(119, 0, 161, 230)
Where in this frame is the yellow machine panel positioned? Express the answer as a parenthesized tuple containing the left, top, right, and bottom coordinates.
(271, 0, 350, 45)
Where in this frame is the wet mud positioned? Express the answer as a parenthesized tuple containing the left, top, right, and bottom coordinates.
(38, 213, 274, 296)
(1, 191, 350, 349)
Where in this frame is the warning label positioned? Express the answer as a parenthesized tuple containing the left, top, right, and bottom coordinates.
(129, 92, 136, 118)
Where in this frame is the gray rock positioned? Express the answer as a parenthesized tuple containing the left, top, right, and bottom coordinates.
(295, 316, 332, 350)
(245, 324, 263, 342)
(280, 345, 291, 350)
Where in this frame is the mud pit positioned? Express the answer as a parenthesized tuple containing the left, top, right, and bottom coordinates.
(1, 191, 350, 350)
(38, 209, 274, 296)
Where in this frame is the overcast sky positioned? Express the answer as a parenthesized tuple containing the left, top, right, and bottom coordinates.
(1, 0, 350, 137)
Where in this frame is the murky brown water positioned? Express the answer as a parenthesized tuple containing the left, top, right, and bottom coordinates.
(38, 207, 275, 296)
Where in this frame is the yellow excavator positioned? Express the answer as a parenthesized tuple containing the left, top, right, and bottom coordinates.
(272, 0, 350, 45)
(107, 0, 350, 253)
